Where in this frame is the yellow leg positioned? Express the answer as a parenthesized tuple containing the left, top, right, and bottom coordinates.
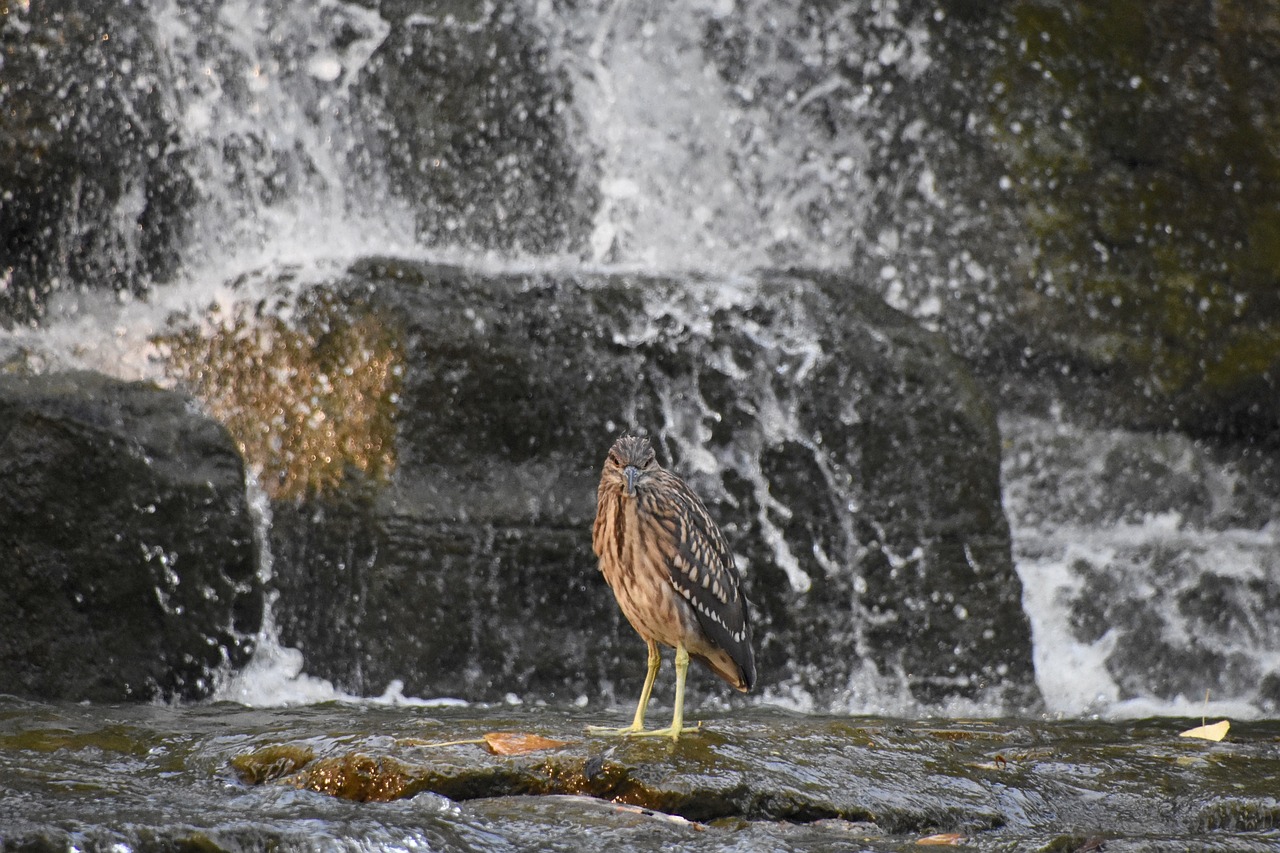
(588, 637, 701, 737)
(630, 639, 662, 729)
(588, 639, 661, 736)
(589, 642, 699, 741)
(665, 642, 691, 739)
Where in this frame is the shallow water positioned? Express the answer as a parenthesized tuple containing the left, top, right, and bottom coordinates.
(3, 697, 1278, 851)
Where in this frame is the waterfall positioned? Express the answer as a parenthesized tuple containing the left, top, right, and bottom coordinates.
(3, 0, 1275, 718)
(148, 0, 415, 280)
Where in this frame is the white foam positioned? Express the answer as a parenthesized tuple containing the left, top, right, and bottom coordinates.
(1105, 695, 1263, 722)
(215, 641, 346, 707)
(215, 641, 469, 708)
(1006, 414, 1280, 720)
(1016, 542, 1121, 716)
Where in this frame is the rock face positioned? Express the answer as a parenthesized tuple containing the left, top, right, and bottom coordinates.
(0, 372, 262, 701)
(0, 0, 194, 326)
(975, 1, 1280, 439)
(355, 3, 597, 255)
(253, 261, 1036, 710)
(699, 1, 1280, 442)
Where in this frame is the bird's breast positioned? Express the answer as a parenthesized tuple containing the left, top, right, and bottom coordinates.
(598, 493, 699, 649)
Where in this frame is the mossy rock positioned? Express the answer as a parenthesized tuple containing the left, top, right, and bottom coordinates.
(983, 0, 1280, 439)
(165, 260, 1037, 711)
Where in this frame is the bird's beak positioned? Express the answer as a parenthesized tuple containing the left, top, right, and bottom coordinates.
(623, 465, 640, 496)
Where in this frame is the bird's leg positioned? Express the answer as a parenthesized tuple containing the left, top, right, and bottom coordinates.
(630, 639, 661, 730)
(587, 639, 661, 736)
(665, 641, 690, 738)
(618, 642, 699, 741)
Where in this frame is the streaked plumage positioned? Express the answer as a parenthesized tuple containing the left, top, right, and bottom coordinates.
(589, 434, 755, 739)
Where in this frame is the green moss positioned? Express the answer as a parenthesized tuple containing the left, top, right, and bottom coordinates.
(1244, 210, 1280, 276)
(1203, 326, 1280, 393)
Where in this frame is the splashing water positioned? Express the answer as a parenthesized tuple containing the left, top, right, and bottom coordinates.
(6, 0, 1274, 720)
(1004, 414, 1280, 719)
(149, 0, 416, 281)
(537, 0, 917, 273)
(214, 470, 469, 708)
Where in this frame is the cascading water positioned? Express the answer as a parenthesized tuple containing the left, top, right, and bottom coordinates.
(148, 0, 414, 277)
(3, 0, 1276, 722)
(539, 0, 935, 276)
(1004, 413, 1280, 717)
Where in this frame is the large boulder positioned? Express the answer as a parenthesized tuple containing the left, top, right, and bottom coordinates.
(165, 261, 1037, 710)
(0, 372, 263, 701)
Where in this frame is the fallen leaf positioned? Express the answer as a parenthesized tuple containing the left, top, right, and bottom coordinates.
(1179, 719, 1230, 741)
(483, 731, 571, 755)
(970, 753, 1009, 771)
(916, 832, 964, 846)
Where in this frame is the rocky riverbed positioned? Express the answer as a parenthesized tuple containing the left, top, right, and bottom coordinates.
(2, 697, 1277, 851)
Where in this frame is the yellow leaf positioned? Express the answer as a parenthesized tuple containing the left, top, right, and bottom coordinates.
(1179, 719, 1230, 741)
(482, 732, 571, 755)
(916, 833, 965, 846)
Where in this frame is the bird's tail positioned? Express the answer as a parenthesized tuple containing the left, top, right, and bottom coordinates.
(696, 648, 754, 692)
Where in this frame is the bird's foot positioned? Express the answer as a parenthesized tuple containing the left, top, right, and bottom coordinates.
(586, 722, 702, 741)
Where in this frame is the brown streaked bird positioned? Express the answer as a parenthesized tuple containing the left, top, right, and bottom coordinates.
(588, 434, 755, 740)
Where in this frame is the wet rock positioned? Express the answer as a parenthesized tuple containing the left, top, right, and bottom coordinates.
(229, 744, 316, 785)
(228, 707, 1280, 844)
(10, 700, 1280, 850)
(233, 712, 1010, 831)
(355, 2, 597, 255)
(980, 1, 1280, 440)
(0, 371, 262, 701)
(0, 0, 194, 325)
(172, 260, 1036, 709)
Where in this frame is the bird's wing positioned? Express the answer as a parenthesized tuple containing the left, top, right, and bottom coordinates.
(660, 478, 755, 679)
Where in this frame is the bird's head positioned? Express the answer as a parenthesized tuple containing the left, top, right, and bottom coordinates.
(603, 434, 659, 497)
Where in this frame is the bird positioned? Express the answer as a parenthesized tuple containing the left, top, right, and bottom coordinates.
(588, 433, 755, 740)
